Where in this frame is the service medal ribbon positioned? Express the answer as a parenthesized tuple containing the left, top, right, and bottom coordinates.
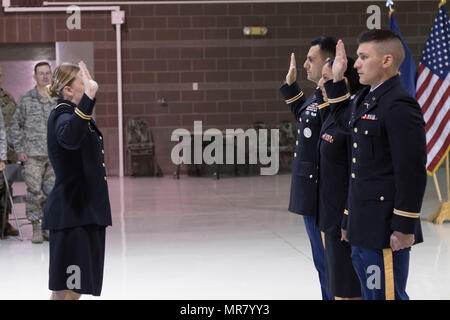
(361, 114, 377, 120)
(321, 133, 334, 143)
(306, 103, 318, 112)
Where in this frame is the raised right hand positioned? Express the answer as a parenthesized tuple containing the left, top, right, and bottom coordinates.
(333, 40, 347, 82)
(285, 53, 297, 86)
(78, 61, 98, 99)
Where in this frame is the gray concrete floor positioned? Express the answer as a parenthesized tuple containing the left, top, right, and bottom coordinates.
(0, 167, 449, 299)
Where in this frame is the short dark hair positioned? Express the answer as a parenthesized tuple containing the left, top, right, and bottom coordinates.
(311, 36, 338, 58)
(34, 62, 51, 74)
(326, 57, 363, 95)
(357, 29, 401, 45)
(357, 29, 405, 68)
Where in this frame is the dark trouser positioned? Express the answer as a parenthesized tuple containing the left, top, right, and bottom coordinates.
(303, 215, 333, 300)
(351, 246, 410, 300)
(323, 233, 361, 299)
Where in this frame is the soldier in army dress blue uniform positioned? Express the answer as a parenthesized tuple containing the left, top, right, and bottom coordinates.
(316, 56, 364, 299)
(44, 62, 112, 300)
(325, 31, 427, 300)
(279, 36, 337, 300)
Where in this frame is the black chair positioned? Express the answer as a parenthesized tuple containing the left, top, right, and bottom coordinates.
(126, 119, 163, 177)
(278, 121, 297, 172)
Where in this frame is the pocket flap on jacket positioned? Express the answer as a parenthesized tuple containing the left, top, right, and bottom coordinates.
(357, 181, 395, 201)
(292, 160, 316, 179)
(356, 119, 381, 136)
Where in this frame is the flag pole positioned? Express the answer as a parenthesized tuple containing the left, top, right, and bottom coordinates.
(446, 153, 449, 201)
(424, 0, 450, 224)
(428, 153, 450, 224)
(432, 173, 443, 202)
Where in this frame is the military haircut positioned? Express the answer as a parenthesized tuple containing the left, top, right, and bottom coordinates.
(357, 29, 405, 69)
(311, 36, 338, 59)
(34, 61, 51, 74)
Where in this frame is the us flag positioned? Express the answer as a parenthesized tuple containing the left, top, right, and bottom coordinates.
(415, 0, 450, 175)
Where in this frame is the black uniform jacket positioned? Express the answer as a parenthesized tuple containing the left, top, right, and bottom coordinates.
(280, 82, 330, 216)
(316, 83, 353, 237)
(43, 94, 112, 231)
(324, 76, 427, 249)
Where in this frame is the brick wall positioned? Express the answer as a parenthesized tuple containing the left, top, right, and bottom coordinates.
(0, 1, 445, 175)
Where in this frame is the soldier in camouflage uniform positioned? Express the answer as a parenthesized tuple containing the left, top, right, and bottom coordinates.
(8, 62, 56, 243)
(0, 67, 18, 237)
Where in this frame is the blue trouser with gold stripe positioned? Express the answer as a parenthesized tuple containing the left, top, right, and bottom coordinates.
(303, 215, 333, 300)
(350, 246, 410, 300)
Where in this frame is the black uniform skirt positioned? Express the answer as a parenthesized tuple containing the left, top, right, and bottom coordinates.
(324, 233, 361, 298)
(49, 224, 106, 296)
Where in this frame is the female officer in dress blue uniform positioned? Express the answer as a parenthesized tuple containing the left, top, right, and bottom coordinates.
(316, 56, 364, 300)
(44, 62, 112, 300)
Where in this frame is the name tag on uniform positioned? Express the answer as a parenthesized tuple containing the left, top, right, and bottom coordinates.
(361, 114, 378, 120)
(321, 133, 334, 143)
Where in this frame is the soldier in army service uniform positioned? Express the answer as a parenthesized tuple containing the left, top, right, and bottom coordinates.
(279, 36, 337, 300)
(316, 56, 364, 300)
(0, 67, 18, 237)
(44, 62, 112, 299)
(325, 31, 427, 300)
(8, 62, 56, 243)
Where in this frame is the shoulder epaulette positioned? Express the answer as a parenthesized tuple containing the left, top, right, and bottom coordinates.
(53, 103, 74, 117)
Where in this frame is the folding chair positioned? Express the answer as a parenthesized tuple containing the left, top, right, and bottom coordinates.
(126, 118, 163, 177)
(278, 121, 297, 172)
(1, 163, 26, 240)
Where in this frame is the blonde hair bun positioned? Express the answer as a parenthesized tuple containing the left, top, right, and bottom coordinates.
(48, 63, 80, 99)
(46, 83, 59, 99)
